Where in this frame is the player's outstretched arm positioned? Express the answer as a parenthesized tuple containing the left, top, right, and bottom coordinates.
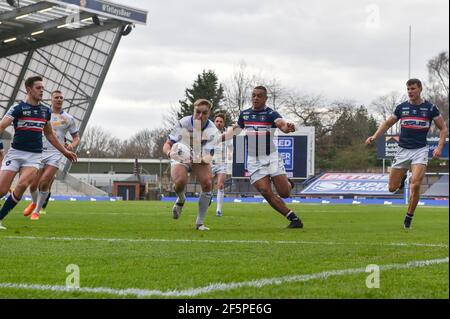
(275, 118, 295, 133)
(432, 115, 448, 159)
(43, 123, 77, 162)
(365, 115, 398, 145)
(221, 125, 242, 142)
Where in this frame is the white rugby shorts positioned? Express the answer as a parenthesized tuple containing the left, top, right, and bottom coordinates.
(247, 152, 286, 184)
(391, 145, 429, 169)
(1, 148, 42, 172)
(39, 150, 63, 170)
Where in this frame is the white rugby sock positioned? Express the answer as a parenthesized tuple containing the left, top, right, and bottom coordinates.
(216, 189, 224, 212)
(34, 190, 49, 214)
(30, 189, 38, 204)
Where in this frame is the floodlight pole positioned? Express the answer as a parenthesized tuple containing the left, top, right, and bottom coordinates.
(408, 25, 412, 79)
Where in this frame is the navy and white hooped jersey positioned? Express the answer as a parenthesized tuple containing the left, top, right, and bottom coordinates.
(393, 100, 440, 149)
(4, 101, 51, 153)
(237, 106, 282, 157)
(168, 116, 220, 156)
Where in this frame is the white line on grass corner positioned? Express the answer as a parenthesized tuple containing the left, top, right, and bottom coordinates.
(0, 257, 447, 298)
(2, 235, 448, 248)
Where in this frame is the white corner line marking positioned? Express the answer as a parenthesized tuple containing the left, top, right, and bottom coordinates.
(0, 257, 447, 297)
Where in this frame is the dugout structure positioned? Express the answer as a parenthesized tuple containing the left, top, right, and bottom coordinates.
(0, 0, 147, 175)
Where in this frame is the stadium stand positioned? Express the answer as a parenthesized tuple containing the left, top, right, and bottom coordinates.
(422, 175, 449, 197)
(0, 0, 147, 197)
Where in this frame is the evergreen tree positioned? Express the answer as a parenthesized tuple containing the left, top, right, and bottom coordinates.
(177, 70, 231, 125)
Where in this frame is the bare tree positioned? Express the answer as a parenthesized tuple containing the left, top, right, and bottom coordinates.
(426, 51, 449, 129)
(119, 129, 153, 158)
(370, 91, 406, 135)
(150, 128, 170, 158)
(260, 77, 286, 111)
(223, 62, 256, 122)
(78, 125, 119, 157)
(281, 93, 333, 137)
(427, 51, 449, 97)
(224, 62, 288, 121)
(163, 104, 181, 130)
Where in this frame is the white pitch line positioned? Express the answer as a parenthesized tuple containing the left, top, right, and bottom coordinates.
(2, 235, 448, 248)
(0, 257, 447, 298)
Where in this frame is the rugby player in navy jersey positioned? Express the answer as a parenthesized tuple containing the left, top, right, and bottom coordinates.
(222, 86, 303, 229)
(0, 76, 77, 230)
(366, 79, 447, 229)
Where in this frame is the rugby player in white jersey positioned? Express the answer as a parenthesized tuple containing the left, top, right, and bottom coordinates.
(211, 113, 230, 217)
(162, 99, 221, 230)
(23, 90, 80, 220)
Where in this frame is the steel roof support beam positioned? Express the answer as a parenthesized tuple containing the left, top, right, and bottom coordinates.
(0, 11, 95, 41)
(61, 25, 125, 178)
(0, 1, 54, 22)
(34, 49, 91, 98)
(0, 20, 125, 59)
(5, 49, 34, 111)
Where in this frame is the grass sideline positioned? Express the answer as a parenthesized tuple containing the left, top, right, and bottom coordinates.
(0, 201, 448, 299)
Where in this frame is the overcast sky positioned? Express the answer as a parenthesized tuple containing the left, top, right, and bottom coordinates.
(90, 0, 449, 139)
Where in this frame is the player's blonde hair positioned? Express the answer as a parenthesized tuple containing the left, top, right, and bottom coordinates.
(193, 99, 212, 110)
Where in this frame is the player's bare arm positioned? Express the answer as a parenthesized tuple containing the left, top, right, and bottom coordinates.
(163, 139, 174, 158)
(275, 118, 295, 133)
(0, 116, 13, 135)
(65, 133, 80, 151)
(365, 115, 398, 145)
(432, 115, 448, 159)
(43, 123, 77, 162)
(221, 125, 242, 142)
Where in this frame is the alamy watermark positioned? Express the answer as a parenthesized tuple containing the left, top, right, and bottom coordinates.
(365, 4, 380, 29)
(365, 264, 380, 289)
(66, 264, 80, 289)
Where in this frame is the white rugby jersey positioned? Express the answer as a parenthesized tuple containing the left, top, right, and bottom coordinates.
(43, 111, 78, 152)
(212, 128, 232, 165)
(168, 116, 221, 158)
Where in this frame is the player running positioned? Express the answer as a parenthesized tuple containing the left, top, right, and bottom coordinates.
(222, 86, 303, 229)
(23, 90, 80, 220)
(162, 99, 221, 230)
(366, 78, 447, 229)
(211, 113, 231, 217)
(0, 76, 77, 230)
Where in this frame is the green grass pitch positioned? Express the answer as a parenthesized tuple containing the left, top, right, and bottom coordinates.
(0, 201, 448, 299)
